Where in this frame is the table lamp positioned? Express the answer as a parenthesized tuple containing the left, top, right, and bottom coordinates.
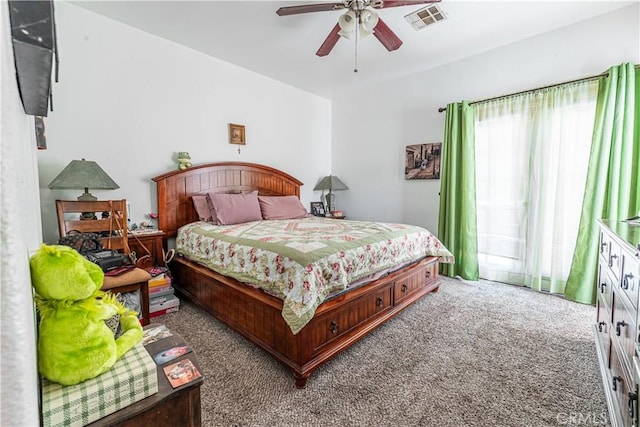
(313, 175, 348, 213)
(48, 158, 119, 201)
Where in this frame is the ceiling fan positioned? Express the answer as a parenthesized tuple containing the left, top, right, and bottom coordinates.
(276, 1, 442, 57)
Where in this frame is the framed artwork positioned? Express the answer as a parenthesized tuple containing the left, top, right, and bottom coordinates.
(35, 116, 47, 149)
(405, 142, 442, 180)
(310, 202, 326, 216)
(229, 123, 246, 145)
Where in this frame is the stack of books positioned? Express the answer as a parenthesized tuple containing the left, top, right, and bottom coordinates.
(148, 270, 180, 318)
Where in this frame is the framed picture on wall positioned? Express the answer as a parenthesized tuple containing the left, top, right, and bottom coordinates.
(229, 123, 246, 145)
(404, 142, 442, 180)
(35, 116, 46, 150)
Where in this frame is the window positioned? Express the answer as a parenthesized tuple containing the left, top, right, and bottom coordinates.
(474, 81, 598, 292)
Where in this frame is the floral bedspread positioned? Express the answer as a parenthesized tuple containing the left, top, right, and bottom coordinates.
(176, 217, 454, 334)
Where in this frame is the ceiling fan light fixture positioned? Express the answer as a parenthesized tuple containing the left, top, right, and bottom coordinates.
(338, 10, 356, 39)
(359, 9, 379, 38)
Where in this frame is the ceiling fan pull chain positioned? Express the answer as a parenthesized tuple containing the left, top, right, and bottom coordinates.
(354, 18, 359, 73)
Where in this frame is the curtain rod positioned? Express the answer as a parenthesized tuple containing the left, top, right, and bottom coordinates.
(437, 72, 608, 113)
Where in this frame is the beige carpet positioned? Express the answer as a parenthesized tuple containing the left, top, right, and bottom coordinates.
(156, 276, 609, 427)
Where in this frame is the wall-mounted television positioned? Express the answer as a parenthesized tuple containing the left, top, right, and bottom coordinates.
(8, 0, 57, 117)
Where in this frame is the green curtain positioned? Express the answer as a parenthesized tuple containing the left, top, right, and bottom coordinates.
(565, 63, 640, 304)
(438, 101, 479, 279)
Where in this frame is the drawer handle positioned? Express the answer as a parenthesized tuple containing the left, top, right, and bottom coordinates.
(609, 254, 618, 267)
(623, 273, 635, 290)
(329, 321, 338, 334)
(425, 271, 431, 279)
(376, 297, 384, 308)
(629, 391, 638, 420)
(401, 284, 408, 293)
(601, 241, 608, 253)
(613, 376, 623, 392)
(598, 321, 606, 333)
(600, 282, 607, 293)
(616, 320, 628, 336)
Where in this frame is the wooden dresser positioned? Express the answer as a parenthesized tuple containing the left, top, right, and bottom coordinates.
(595, 220, 640, 427)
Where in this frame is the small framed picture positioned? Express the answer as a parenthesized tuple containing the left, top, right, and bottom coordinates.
(310, 202, 326, 216)
(229, 123, 246, 145)
(35, 116, 47, 150)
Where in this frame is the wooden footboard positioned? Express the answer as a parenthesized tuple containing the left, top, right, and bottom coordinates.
(171, 255, 441, 388)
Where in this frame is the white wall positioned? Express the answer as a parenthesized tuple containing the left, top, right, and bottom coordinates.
(1, 1, 43, 424)
(332, 4, 640, 235)
(39, 2, 332, 244)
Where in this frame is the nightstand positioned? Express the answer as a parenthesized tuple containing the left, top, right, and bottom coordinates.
(129, 230, 166, 265)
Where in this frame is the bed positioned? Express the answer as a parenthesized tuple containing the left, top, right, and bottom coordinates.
(153, 162, 453, 388)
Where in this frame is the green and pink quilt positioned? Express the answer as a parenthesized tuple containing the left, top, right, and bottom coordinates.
(176, 217, 453, 334)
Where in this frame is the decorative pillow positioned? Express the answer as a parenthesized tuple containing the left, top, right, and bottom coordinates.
(258, 196, 307, 220)
(206, 191, 262, 225)
(192, 195, 214, 222)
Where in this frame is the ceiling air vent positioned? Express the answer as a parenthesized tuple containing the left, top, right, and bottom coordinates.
(404, 4, 446, 31)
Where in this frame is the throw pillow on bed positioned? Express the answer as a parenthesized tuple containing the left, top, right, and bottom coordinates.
(258, 196, 307, 220)
(207, 191, 262, 225)
(192, 195, 214, 222)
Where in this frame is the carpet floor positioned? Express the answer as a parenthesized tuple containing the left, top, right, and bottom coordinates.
(156, 276, 609, 427)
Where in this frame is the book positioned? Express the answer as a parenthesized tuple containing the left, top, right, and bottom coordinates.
(152, 345, 192, 365)
(149, 275, 168, 288)
(149, 284, 174, 296)
(141, 324, 173, 346)
(162, 358, 202, 388)
(150, 306, 180, 318)
(147, 266, 169, 277)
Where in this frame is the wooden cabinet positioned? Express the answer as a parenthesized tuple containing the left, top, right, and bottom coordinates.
(129, 230, 166, 266)
(595, 220, 640, 427)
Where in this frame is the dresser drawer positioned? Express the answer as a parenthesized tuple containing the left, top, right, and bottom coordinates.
(598, 263, 614, 313)
(595, 298, 611, 368)
(606, 235, 622, 280)
(600, 230, 611, 262)
(612, 291, 637, 372)
(620, 250, 640, 311)
(610, 344, 634, 427)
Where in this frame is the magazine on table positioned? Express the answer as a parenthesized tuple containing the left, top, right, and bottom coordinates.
(142, 324, 173, 346)
(152, 345, 192, 364)
(163, 358, 202, 388)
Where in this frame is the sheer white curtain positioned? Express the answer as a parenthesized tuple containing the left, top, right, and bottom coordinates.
(474, 81, 598, 293)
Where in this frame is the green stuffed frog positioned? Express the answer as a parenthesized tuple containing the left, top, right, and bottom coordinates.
(30, 244, 143, 386)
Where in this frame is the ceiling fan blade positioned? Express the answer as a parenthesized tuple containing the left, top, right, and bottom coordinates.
(316, 23, 341, 57)
(378, 0, 441, 8)
(276, 3, 346, 16)
(373, 18, 402, 52)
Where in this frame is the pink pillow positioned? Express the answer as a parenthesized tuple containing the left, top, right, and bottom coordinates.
(258, 196, 307, 220)
(207, 192, 262, 225)
(192, 195, 213, 222)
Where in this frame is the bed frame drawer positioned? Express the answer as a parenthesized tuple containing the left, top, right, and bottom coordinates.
(394, 261, 437, 304)
(310, 284, 393, 353)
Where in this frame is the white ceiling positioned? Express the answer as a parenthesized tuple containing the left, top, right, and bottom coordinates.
(73, 0, 635, 99)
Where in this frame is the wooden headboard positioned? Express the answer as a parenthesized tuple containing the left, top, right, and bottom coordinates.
(152, 162, 303, 238)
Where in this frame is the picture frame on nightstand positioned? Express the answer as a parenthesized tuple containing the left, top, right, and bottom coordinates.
(310, 202, 325, 216)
